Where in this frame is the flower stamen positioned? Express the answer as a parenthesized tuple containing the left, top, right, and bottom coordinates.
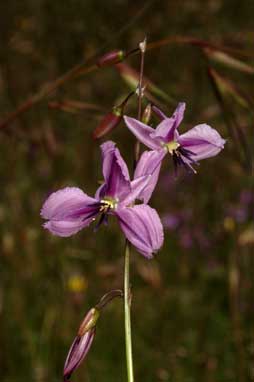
(100, 197, 118, 212)
(164, 141, 180, 155)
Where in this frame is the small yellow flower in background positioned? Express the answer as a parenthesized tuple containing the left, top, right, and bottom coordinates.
(238, 224, 254, 246)
(67, 274, 88, 293)
(223, 216, 235, 232)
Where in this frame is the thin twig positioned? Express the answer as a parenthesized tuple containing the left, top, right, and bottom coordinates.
(135, 37, 147, 165)
(1, 35, 252, 131)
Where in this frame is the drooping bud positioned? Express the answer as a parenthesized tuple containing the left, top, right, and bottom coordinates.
(141, 103, 152, 124)
(92, 106, 123, 140)
(92, 92, 134, 140)
(78, 308, 100, 336)
(63, 308, 99, 381)
(96, 50, 125, 68)
(63, 290, 123, 381)
(63, 329, 95, 381)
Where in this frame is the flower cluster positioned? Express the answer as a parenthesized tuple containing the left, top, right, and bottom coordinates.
(41, 103, 225, 258)
(41, 102, 225, 379)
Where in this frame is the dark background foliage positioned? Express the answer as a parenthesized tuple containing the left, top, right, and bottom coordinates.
(0, 1, 253, 381)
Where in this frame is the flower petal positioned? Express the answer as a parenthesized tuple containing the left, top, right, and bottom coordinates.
(171, 102, 186, 129)
(152, 105, 167, 120)
(41, 187, 98, 220)
(116, 205, 164, 258)
(124, 116, 161, 150)
(43, 219, 94, 237)
(134, 149, 166, 203)
(178, 123, 226, 161)
(120, 175, 151, 207)
(150, 102, 185, 142)
(41, 187, 99, 237)
(100, 141, 131, 200)
(63, 329, 95, 381)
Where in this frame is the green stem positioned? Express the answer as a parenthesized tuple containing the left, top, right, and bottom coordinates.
(124, 240, 134, 382)
(124, 37, 146, 382)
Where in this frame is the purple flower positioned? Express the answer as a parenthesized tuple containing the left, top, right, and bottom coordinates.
(240, 190, 253, 205)
(124, 102, 226, 173)
(179, 229, 193, 249)
(41, 141, 164, 258)
(162, 213, 181, 230)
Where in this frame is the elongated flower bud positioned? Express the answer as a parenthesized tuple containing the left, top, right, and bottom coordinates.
(96, 50, 125, 67)
(63, 328, 95, 381)
(92, 92, 134, 140)
(63, 308, 99, 381)
(63, 290, 122, 381)
(78, 308, 100, 336)
(93, 106, 123, 140)
(142, 103, 152, 124)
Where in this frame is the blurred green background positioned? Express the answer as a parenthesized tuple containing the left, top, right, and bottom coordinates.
(1, 0, 254, 381)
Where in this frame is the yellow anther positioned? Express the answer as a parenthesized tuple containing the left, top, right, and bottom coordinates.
(100, 197, 118, 211)
(164, 141, 180, 155)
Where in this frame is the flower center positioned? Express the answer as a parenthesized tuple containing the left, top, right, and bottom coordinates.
(164, 140, 180, 155)
(100, 196, 118, 212)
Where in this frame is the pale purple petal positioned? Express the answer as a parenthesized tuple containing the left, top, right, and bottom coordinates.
(100, 141, 131, 200)
(63, 329, 95, 381)
(178, 123, 226, 161)
(94, 183, 107, 200)
(124, 116, 161, 150)
(43, 218, 95, 237)
(120, 175, 151, 207)
(152, 105, 167, 120)
(134, 149, 166, 203)
(116, 205, 164, 258)
(41, 187, 98, 220)
(150, 102, 185, 142)
(41, 187, 99, 237)
(171, 102, 186, 129)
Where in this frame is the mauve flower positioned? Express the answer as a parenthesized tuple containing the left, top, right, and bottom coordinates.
(124, 102, 226, 173)
(162, 213, 181, 230)
(240, 190, 253, 205)
(41, 141, 163, 258)
(179, 229, 193, 249)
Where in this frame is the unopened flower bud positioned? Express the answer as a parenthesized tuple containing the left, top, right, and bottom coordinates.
(142, 103, 152, 124)
(63, 290, 123, 381)
(92, 106, 123, 140)
(63, 308, 99, 381)
(97, 50, 125, 67)
(78, 308, 100, 336)
(92, 91, 134, 140)
(63, 329, 95, 381)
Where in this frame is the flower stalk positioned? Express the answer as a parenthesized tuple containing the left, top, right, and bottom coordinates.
(124, 241, 134, 382)
(124, 37, 147, 382)
(135, 37, 147, 164)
